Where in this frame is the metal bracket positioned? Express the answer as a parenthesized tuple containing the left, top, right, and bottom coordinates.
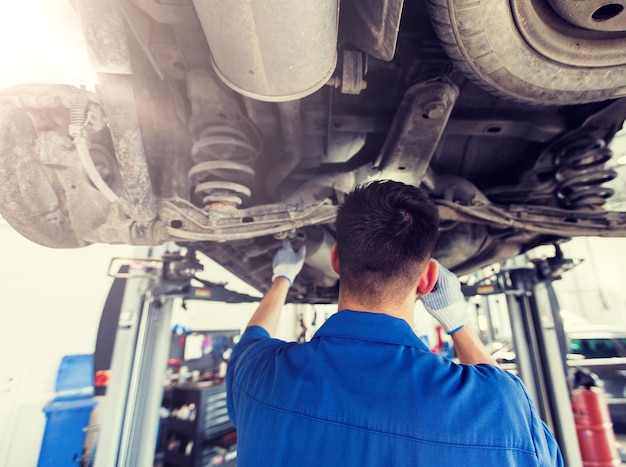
(373, 78, 459, 185)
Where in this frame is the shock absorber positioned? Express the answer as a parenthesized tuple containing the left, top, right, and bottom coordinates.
(186, 67, 263, 208)
(188, 121, 262, 207)
(553, 135, 617, 209)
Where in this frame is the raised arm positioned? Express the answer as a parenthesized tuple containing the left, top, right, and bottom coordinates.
(421, 262, 496, 365)
(245, 240, 306, 336)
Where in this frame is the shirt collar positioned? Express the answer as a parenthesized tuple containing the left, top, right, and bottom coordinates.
(313, 310, 430, 351)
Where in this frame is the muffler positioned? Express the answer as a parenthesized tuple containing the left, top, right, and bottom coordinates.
(192, 0, 339, 102)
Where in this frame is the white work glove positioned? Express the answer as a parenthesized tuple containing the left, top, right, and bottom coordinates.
(421, 261, 469, 335)
(271, 239, 306, 286)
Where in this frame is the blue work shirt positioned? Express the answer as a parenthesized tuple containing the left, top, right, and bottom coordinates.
(226, 310, 563, 466)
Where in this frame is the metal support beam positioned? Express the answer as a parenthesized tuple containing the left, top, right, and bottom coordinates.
(505, 280, 543, 410)
(506, 267, 555, 424)
(94, 258, 182, 467)
(93, 264, 158, 467)
(120, 289, 174, 465)
(526, 278, 580, 467)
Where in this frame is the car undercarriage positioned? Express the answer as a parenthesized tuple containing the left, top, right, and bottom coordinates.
(1, 0, 626, 302)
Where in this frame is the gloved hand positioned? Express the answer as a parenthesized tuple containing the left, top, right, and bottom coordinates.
(272, 239, 306, 286)
(421, 261, 469, 335)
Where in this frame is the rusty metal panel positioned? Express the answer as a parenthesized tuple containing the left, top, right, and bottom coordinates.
(341, 0, 405, 61)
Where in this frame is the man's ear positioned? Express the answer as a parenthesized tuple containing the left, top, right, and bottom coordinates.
(330, 243, 340, 275)
(416, 260, 438, 295)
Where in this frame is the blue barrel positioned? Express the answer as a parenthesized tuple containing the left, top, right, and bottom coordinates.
(37, 397, 97, 466)
(38, 354, 97, 466)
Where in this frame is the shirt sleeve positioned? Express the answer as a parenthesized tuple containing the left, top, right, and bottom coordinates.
(540, 421, 564, 467)
(225, 325, 272, 426)
(511, 375, 564, 466)
(493, 369, 563, 466)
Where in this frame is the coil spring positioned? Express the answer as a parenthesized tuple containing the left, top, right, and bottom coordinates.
(188, 122, 262, 207)
(554, 136, 617, 209)
(70, 89, 89, 127)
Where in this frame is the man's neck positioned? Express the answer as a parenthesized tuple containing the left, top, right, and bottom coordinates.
(337, 293, 415, 324)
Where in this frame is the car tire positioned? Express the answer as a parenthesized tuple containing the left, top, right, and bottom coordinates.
(0, 102, 86, 248)
(426, 0, 626, 104)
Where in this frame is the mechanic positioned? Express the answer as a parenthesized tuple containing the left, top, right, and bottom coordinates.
(226, 180, 563, 466)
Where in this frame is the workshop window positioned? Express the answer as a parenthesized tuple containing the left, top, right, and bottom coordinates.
(570, 338, 620, 359)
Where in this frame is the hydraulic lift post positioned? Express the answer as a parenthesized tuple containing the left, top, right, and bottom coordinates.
(93, 249, 258, 467)
(464, 250, 582, 467)
(94, 254, 179, 467)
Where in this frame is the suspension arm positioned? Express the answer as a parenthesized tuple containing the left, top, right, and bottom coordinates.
(436, 200, 626, 236)
(160, 198, 338, 241)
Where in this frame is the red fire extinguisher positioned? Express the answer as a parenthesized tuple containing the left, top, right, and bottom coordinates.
(571, 369, 621, 466)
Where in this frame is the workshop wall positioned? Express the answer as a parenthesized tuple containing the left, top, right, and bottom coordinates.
(0, 224, 136, 467)
(555, 237, 626, 326)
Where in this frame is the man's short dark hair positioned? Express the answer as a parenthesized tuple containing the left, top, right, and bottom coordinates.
(335, 180, 439, 302)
